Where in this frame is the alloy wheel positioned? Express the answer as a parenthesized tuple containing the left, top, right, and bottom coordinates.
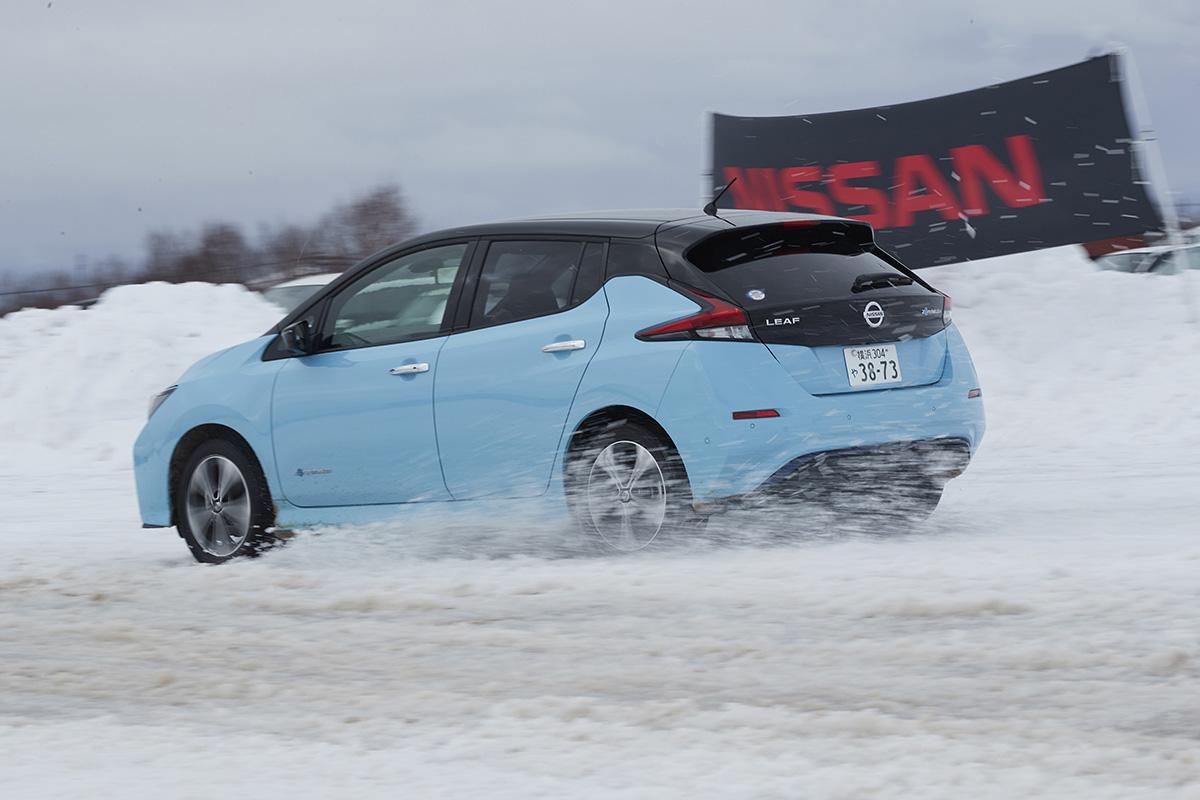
(184, 455, 252, 558)
(585, 440, 668, 551)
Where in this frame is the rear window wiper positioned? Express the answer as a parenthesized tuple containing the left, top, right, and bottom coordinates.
(851, 272, 914, 293)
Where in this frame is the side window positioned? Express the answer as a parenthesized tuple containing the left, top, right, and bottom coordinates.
(571, 242, 606, 305)
(607, 241, 667, 280)
(473, 240, 586, 326)
(1129, 252, 1158, 273)
(322, 243, 468, 349)
(1185, 246, 1200, 271)
(1149, 252, 1177, 274)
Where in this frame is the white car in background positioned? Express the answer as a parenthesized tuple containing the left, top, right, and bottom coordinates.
(1094, 243, 1200, 274)
(261, 273, 342, 313)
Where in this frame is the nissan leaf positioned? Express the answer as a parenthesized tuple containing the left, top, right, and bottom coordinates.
(134, 210, 985, 562)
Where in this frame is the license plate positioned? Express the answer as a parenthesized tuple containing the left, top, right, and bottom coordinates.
(843, 344, 902, 388)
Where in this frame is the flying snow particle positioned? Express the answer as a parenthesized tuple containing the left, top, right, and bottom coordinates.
(958, 213, 976, 239)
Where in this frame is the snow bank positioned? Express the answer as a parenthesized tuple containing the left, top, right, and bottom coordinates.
(928, 247, 1200, 467)
(0, 282, 281, 462)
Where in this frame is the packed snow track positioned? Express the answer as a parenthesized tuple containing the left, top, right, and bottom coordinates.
(2, 251, 1198, 799)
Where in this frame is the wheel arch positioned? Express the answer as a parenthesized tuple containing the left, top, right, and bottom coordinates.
(168, 423, 274, 527)
(564, 405, 692, 485)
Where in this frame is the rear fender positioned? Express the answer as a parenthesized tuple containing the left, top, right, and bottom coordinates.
(554, 276, 696, 477)
(656, 340, 804, 501)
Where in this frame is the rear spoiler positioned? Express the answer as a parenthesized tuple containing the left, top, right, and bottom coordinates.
(656, 215, 939, 303)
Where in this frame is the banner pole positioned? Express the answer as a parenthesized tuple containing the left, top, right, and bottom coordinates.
(1111, 43, 1197, 323)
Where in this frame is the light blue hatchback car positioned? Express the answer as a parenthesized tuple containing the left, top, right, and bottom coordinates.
(135, 209, 985, 562)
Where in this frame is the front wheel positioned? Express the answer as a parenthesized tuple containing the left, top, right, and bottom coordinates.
(566, 419, 696, 552)
(175, 438, 276, 563)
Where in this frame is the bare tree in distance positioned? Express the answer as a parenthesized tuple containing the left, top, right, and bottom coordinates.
(256, 222, 311, 283)
(307, 185, 418, 274)
(0, 182, 420, 316)
(144, 229, 194, 282)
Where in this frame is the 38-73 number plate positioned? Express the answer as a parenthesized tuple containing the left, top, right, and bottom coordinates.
(843, 344, 902, 388)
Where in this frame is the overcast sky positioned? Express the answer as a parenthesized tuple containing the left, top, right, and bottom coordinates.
(2, 0, 1197, 279)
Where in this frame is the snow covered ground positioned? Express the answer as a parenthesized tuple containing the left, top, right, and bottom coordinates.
(1, 252, 1199, 799)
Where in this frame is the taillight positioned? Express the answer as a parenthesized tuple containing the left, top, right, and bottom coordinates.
(636, 289, 755, 342)
(942, 294, 953, 325)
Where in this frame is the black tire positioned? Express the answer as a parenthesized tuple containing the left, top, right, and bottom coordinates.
(174, 438, 277, 564)
(565, 418, 698, 552)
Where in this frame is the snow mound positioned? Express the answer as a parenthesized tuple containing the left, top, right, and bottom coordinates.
(0, 282, 281, 461)
(928, 247, 1200, 467)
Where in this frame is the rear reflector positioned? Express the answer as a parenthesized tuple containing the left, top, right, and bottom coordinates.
(636, 288, 754, 342)
(967, 388, 982, 399)
(732, 409, 780, 420)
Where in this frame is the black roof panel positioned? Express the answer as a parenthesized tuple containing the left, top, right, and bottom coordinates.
(397, 208, 854, 248)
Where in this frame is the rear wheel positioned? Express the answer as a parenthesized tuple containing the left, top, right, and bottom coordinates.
(175, 438, 276, 563)
(566, 419, 696, 552)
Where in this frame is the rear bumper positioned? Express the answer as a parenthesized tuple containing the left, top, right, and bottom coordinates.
(764, 436, 969, 495)
(695, 437, 971, 511)
(655, 325, 985, 503)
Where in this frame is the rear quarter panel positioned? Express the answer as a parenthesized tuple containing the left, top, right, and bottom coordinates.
(552, 277, 697, 481)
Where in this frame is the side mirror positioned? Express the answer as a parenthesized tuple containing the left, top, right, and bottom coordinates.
(279, 319, 314, 356)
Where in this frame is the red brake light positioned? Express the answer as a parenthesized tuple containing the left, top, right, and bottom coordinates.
(942, 293, 953, 325)
(636, 289, 754, 342)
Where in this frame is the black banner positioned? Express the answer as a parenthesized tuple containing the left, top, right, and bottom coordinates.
(711, 54, 1164, 266)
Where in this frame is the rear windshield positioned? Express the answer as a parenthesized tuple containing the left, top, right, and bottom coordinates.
(686, 224, 934, 303)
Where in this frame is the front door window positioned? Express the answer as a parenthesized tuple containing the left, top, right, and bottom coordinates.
(323, 243, 468, 349)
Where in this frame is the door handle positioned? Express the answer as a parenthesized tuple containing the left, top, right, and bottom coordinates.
(541, 339, 586, 353)
(389, 363, 430, 375)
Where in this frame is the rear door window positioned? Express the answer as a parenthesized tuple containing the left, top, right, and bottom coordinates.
(471, 240, 587, 326)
